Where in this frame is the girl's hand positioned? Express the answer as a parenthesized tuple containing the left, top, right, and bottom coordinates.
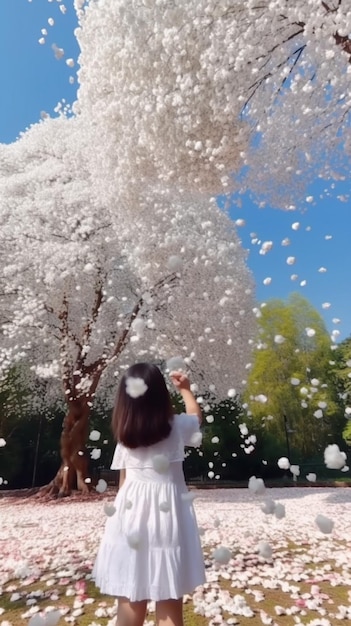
(170, 371, 191, 391)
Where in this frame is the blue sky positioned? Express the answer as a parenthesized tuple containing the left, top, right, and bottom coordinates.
(0, 0, 350, 342)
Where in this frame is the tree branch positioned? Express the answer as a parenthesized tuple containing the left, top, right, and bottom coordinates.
(84, 271, 180, 377)
(80, 274, 105, 361)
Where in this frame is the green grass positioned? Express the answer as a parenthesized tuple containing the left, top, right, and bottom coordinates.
(2, 543, 351, 626)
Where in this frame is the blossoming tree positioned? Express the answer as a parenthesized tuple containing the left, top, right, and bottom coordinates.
(0, 115, 255, 496)
(2, 0, 350, 495)
(74, 0, 351, 208)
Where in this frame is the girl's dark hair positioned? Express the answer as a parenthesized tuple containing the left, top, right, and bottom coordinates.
(112, 362, 173, 448)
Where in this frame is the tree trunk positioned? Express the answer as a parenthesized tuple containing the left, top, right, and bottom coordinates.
(39, 397, 92, 497)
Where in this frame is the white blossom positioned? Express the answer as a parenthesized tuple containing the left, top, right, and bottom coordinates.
(0, 115, 255, 408)
(75, 0, 351, 208)
(324, 444, 346, 470)
(125, 377, 148, 398)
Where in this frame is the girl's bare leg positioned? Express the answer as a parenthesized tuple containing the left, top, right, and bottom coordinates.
(117, 597, 148, 626)
(156, 598, 184, 626)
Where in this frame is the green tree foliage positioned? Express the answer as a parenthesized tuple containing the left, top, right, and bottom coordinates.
(0, 366, 69, 488)
(332, 336, 351, 403)
(243, 294, 345, 460)
(183, 398, 281, 481)
(331, 336, 351, 446)
(0, 365, 32, 483)
(343, 420, 351, 447)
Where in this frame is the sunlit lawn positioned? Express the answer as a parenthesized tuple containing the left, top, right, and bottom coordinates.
(2, 562, 350, 626)
(1, 488, 351, 625)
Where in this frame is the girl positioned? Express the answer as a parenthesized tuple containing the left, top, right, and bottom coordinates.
(93, 362, 206, 626)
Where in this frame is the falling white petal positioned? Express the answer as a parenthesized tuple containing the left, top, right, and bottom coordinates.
(167, 255, 183, 272)
(212, 546, 231, 564)
(306, 473, 317, 482)
(189, 431, 202, 447)
(324, 444, 346, 470)
(127, 531, 141, 549)
(152, 454, 170, 474)
(274, 503, 285, 519)
(315, 514, 334, 534)
(95, 479, 107, 493)
(255, 394, 268, 403)
(103, 503, 116, 517)
(290, 464, 300, 477)
(290, 377, 300, 385)
(181, 492, 197, 502)
(166, 356, 186, 372)
(261, 499, 276, 515)
(248, 476, 265, 495)
(90, 448, 101, 460)
(258, 542, 273, 559)
(89, 430, 101, 442)
(277, 457, 290, 470)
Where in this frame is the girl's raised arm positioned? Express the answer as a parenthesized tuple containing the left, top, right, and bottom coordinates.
(170, 371, 202, 424)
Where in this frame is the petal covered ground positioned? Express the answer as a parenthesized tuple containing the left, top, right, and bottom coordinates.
(1, 487, 351, 625)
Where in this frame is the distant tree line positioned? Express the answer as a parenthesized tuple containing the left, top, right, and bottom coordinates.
(1, 295, 350, 489)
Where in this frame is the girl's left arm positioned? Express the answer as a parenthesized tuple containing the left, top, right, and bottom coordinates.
(118, 468, 126, 489)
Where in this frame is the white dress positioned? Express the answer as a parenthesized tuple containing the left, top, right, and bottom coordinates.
(92, 413, 206, 601)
